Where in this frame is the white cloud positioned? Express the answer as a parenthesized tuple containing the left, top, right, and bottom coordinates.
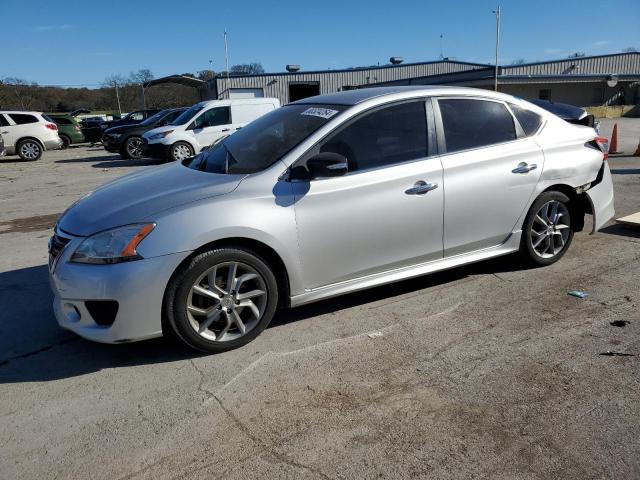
(593, 40, 610, 47)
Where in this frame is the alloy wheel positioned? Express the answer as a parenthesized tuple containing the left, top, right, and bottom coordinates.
(127, 138, 143, 158)
(186, 261, 267, 342)
(20, 141, 40, 160)
(530, 200, 570, 258)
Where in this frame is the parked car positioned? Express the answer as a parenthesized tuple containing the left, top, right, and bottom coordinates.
(0, 132, 5, 157)
(80, 117, 106, 144)
(102, 108, 187, 159)
(48, 114, 85, 148)
(49, 86, 614, 353)
(142, 98, 280, 162)
(530, 99, 599, 132)
(0, 111, 63, 160)
(100, 109, 161, 131)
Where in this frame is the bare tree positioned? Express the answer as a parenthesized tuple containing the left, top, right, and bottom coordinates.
(1, 77, 38, 110)
(511, 58, 526, 65)
(621, 47, 638, 53)
(229, 62, 265, 75)
(567, 52, 586, 58)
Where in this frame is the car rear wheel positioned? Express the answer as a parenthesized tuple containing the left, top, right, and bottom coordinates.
(165, 247, 279, 353)
(520, 191, 574, 266)
(122, 136, 143, 159)
(17, 139, 42, 161)
(59, 135, 70, 149)
(169, 142, 194, 162)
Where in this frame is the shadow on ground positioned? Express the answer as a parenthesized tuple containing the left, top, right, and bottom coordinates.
(599, 223, 640, 239)
(0, 254, 526, 384)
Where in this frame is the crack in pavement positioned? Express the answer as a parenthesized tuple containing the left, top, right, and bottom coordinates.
(188, 358, 335, 479)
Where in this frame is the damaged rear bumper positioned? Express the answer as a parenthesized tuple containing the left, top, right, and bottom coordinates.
(586, 162, 615, 233)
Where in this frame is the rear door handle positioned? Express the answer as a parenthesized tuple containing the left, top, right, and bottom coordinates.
(221, 128, 231, 132)
(405, 180, 439, 195)
(512, 162, 537, 174)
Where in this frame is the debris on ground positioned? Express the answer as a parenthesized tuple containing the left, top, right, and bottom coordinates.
(599, 351, 635, 357)
(568, 290, 589, 299)
(367, 331, 384, 339)
(610, 320, 630, 328)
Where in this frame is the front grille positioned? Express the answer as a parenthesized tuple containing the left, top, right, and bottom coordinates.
(49, 234, 71, 269)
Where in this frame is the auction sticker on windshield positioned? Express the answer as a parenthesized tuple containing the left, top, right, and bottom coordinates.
(301, 107, 339, 119)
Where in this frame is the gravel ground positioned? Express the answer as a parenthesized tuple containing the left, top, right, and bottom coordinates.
(0, 120, 639, 479)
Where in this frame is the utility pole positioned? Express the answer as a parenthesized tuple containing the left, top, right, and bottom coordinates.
(141, 83, 146, 110)
(493, 6, 501, 91)
(114, 82, 122, 116)
(224, 29, 230, 98)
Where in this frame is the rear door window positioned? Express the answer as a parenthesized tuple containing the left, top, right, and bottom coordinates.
(437, 98, 516, 153)
(8, 113, 39, 125)
(0, 115, 9, 127)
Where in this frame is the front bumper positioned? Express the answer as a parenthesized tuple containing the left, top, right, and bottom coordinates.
(49, 231, 191, 343)
(45, 137, 64, 151)
(102, 134, 123, 153)
(141, 139, 170, 160)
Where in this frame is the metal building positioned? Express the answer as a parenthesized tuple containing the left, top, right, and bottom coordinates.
(207, 60, 488, 103)
(204, 52, 639, 109)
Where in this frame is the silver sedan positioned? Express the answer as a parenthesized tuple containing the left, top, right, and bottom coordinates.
(49, 86, 614, 353)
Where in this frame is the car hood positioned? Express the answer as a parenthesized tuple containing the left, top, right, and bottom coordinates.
(104, 123, 147, 135)
(58, 162, 244, 236)
(143, 125, 176, 139)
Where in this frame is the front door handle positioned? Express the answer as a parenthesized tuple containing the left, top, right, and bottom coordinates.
(221, 128, 231, 132)
(405, 180, 439, 195)
(512, 162, 537, 174)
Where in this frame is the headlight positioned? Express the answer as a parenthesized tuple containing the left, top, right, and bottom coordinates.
(149, 130, 174, 140)
(71, 223, 155, 264)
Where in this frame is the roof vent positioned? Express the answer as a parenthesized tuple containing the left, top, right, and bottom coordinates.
(286, 64, 300, 72)
(389, 57, 404, 65)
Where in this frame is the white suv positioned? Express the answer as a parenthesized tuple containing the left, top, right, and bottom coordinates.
(142, 98, 280, 162)
(0, 111, 63, 161)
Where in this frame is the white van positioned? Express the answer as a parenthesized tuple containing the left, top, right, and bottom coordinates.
(142, 98, 280, 162)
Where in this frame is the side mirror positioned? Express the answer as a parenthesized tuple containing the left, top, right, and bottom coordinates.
(305, 152, 348, 179)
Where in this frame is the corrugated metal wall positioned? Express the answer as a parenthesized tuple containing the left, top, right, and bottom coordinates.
(211, 61, 486, 104)
(503, 52, 640, 76)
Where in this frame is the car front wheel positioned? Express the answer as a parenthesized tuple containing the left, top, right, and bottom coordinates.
(520, 191, 574, 266)
(122, 136, 143, 159)
(17, 139, 42, 161)
(164, 247, 279, 353)
(169, 142, 194, 162)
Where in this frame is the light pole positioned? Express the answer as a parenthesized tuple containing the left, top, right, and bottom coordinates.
(493, 6, 501, 91)
(439, 34, 444, 60)
(224, 30, 230, 98)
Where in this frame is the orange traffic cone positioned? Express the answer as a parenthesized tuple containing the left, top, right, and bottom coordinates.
(609, 123, 621, 154)
(633, 137, 640, 157)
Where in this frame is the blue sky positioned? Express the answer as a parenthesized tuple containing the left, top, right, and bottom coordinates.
(3, 0, 639, 86)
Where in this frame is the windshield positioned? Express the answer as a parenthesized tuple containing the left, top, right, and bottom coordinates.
(186, 104, 347, 174)
(140, 110, 168, 126)
(171, 104, 205, 126)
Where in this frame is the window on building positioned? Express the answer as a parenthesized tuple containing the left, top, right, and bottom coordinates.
(509, 104, 543, 136)
(318, 101, 428, 172)
(591, 87, 604, 105)
(8, 113, 39, 125)
(438, 99, 516, 153)
(539, 89, 551, 100)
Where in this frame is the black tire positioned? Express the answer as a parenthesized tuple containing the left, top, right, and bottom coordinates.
(169, 141, 194, 162)
(121, 136, 143, 159)
(520, 191, 574, 267)
(164, 247, 279, 353)
(16, 139, 42, 161)
(59, 135, 70, 149)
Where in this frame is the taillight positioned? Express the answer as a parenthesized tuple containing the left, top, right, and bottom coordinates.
(45, 123, 58, 131)
(586, 137, 609, 161)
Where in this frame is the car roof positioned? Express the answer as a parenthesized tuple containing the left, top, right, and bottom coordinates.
(291, 86, 519, 106)
(0, 110, 43, 115)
